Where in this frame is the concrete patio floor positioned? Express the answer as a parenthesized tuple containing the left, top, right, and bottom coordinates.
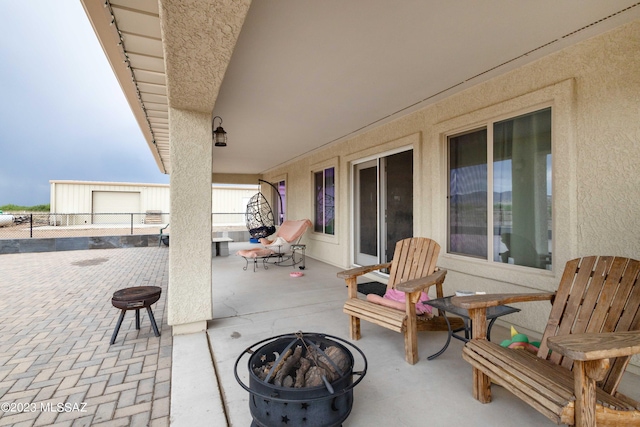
(2, 243, 639, 426)
(182, 242, 640, 426)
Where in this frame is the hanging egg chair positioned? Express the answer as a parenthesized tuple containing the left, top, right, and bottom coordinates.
(245, 192, 276, 239)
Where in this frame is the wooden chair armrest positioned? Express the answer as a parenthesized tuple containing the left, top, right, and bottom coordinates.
(337, 263, 392, 280)
(547, 331, 640, 361)
(451, 292, 555, 309)
(548, 331, 640, 425)
(395, 269, 447, 293)
(453, 292, 555, 341)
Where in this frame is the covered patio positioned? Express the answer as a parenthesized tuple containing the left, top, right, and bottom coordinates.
(191, 242, 640, 426)
(74, 1, 640, 425)
(79, 0, 640, 339)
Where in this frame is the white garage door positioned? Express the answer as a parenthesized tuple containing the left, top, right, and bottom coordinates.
(92, 191, 141, 224)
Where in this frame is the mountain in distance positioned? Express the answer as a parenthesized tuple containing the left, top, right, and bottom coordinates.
(449, 191, 512, 204)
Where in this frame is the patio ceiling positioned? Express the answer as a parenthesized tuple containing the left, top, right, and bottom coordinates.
(82, 0, 640, 176)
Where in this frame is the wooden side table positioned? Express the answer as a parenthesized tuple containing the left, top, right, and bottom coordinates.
(110, 286, 161, 345)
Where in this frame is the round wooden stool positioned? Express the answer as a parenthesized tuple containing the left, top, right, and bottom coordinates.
(110, 286, 161, 345)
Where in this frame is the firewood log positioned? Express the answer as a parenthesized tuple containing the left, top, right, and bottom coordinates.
(282, 375, 294, 388)
(294, 357, 311, 388)
(268, 348, 292, 382)
(304, 366, 328, 388)
(254, 361, 275, 381)
(308, 346, 349, 382)
(274, 346, 302, 386)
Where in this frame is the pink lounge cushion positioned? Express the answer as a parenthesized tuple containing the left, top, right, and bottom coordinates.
(366, 288, 432, 315)
(259, 219, 312, 245)
(236, 248, 274, 258)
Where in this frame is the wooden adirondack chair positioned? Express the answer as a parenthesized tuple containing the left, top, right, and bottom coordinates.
(452, 256, 640, 426)
(340, 237, 463, 364)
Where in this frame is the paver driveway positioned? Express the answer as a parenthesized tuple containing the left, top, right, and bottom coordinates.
(0, 247, 170, 426)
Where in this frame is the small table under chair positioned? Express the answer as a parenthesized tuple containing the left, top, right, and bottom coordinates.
(424, 295, 520, 360)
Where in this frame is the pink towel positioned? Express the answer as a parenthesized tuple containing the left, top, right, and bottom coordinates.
(366, 288, 432, 315)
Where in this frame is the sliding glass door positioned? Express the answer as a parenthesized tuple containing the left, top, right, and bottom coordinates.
(353, 150, 413, 266)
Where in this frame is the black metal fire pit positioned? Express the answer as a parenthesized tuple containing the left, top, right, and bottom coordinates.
(234, 332, 367, 427)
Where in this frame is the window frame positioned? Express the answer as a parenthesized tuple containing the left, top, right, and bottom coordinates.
(445, 107, 552, 270)
(314, 167, 336, 235)
(434, 79, 576, 287)
(263, 174, 286, 225)
(310, 157, 339, 242)
(273, 178, 286, 225)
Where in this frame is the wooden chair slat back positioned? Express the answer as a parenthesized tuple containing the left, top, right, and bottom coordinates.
(388, 238, 440, 290)
(602, 266, 640, 393)
(537, 256, 640, 395)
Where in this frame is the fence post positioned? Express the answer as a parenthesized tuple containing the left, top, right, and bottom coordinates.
(131, 214, 134, 235)
(30, 214, 33, 238)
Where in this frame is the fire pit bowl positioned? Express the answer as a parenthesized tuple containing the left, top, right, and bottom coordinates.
(234, 332, 367, 427)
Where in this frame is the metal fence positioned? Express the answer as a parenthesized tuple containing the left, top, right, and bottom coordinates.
(0, 212, 247, 239)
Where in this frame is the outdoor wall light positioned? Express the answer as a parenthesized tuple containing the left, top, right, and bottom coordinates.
(212, 116, 227, 147)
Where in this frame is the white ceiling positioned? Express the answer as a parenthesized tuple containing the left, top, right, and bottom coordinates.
(87, 0, 640, 176)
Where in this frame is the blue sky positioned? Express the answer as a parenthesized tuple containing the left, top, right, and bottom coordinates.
(0, 1, 169, 207)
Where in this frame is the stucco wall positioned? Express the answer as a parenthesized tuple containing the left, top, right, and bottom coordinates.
(262, 21, 640, 344)
(168, 108, 213, 331)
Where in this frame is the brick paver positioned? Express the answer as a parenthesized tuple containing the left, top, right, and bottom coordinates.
(0, 247, 170, 426)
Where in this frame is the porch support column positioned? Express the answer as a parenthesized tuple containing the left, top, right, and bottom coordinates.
(168, 107, 213, 334)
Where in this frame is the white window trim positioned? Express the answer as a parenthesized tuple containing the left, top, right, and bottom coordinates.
(433, 79, 577, 290)
(310, 157, 339, 243)
(272, 174, 287, 224)
(260, 174, 287, 224)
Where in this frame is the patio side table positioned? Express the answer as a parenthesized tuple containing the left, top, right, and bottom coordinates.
(424, 295, 520, 360)
(291, 244, 306, 270)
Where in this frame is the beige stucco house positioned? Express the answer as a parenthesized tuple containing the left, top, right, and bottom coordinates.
(80, 0, 640, 353)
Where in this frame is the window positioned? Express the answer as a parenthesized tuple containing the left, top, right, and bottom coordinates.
(272, 180, 286, 225)
(314, 167, 335, 235)
(448, 107, 552, 270)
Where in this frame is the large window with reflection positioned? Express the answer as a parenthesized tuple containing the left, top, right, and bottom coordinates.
(448, 107, 552, 270)
(314, 167, 335, 235)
